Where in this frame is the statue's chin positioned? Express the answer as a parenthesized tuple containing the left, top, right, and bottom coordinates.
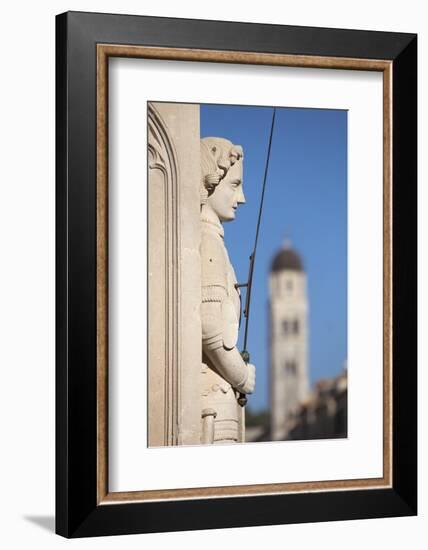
(220, 211, 236, 223)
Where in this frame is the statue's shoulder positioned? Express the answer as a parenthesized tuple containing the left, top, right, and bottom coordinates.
(201, 226, 225, 255)
(200, 227, 227, 290)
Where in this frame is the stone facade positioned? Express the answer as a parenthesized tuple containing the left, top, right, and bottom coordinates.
(148, 102, 202, 447)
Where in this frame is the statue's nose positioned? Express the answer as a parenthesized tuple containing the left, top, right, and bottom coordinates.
(237, 186, 246, 204)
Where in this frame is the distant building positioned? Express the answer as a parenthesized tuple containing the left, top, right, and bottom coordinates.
(269, 241, 309, 440)
(287, 369, 348, 440)
(245, 241, 348, 444)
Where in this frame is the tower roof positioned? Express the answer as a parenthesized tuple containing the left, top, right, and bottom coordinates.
(271, 241, 304, 272)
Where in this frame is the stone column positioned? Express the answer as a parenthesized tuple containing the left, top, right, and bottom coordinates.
(148, 102, 202, 446)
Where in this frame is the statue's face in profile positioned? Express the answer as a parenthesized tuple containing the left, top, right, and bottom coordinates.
(207, 159, 246, 222)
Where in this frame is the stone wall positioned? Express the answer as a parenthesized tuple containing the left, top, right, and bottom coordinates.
(147, 102, 202, 446)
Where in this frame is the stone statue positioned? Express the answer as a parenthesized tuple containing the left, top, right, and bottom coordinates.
(200, 137, 256, 444)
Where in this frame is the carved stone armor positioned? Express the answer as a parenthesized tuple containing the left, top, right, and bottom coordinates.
(200, 209, 243, 443)
(199, 136, 255, 445)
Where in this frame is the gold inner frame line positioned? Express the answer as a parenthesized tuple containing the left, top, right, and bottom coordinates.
(96, 43, 393, 504)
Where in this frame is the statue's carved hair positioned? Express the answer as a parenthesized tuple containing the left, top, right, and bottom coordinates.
(200, 137, 244, 205)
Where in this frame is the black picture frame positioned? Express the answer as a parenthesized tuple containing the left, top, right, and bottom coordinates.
(56, 10, 417, 538)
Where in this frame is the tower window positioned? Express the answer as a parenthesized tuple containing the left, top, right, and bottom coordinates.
(282, 320, 289, 335)
(286, 279, 293, 291)
(282, 319, 299, 336)
(285, 360, 297, 375)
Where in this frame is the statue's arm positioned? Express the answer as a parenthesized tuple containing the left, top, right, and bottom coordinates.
(201, 300, 256, 394)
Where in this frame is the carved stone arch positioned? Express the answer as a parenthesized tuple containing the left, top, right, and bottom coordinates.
(147, 102, 202, 447)
(148, 103, 180, 446)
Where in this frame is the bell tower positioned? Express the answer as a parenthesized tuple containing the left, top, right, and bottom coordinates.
(269, 240, 309, 440)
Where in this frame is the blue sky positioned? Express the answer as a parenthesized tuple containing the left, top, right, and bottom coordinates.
(201, 104, 347, 412)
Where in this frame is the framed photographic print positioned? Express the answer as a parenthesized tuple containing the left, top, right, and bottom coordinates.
(56, 11, 417, 538)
